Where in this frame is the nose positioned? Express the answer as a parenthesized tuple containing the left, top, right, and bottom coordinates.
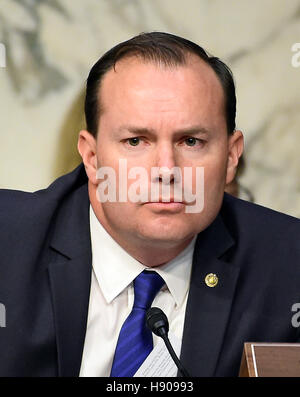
(155, 142, 176, 170)
(152, 142, 177, 184)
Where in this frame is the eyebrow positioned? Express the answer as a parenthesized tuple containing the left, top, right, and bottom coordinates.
(116, 125, 211, 137)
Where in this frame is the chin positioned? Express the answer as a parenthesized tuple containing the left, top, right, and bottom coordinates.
(136, 221, 195, 245)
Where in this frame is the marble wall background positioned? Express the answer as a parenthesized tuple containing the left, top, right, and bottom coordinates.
(0, 0, 299, 217)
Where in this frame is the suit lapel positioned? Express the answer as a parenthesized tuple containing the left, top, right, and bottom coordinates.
(180, 213, 240, 377)
(47, 183, 92, 376)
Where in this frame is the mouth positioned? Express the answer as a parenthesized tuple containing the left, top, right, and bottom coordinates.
(143, 200, 185, 212)
(146, 196, 185, 203)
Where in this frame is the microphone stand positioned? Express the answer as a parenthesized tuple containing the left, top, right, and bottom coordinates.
(160, 333, 190, 377)
(146, 307, 191, 377)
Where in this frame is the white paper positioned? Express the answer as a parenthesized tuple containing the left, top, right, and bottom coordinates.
(134, 333, 182, 377)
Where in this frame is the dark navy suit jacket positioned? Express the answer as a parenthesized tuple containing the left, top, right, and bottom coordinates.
(0, 164, 299, 376)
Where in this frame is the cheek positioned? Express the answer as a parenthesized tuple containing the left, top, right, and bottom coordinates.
(96, 151, 118, 169)
(100, 201, 140, 230)
(203, 160, 228, 194)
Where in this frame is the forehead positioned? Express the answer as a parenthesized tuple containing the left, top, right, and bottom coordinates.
(98, 55, 225, 129)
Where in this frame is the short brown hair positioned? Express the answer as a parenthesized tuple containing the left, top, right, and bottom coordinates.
(85, 32, 236, 136)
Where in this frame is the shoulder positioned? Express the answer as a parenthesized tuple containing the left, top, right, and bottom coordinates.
(221, 192, 300, 255)
(0, 163, 88, 229)
(222, 192, 299, 228)
(219, 195, 300, 319)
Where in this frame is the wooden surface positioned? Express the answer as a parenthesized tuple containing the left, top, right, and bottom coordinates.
(239, 343, 300, 377)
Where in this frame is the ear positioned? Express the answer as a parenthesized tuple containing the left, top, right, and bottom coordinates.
(225, 130, 244, 185)
(77, 130, 98, 185)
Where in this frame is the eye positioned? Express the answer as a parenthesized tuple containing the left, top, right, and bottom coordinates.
(128, 137, 140, 146)
(184, 137, 201, 146)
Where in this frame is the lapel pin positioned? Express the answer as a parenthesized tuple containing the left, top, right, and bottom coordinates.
(205, 273, 218, 287)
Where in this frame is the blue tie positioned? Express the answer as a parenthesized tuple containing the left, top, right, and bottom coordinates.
(110, 270, 165, 377)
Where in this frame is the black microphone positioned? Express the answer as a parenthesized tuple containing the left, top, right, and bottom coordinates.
(146, 307, 190, 377)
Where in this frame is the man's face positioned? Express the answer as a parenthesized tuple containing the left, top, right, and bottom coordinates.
(86, 56, 242, 249)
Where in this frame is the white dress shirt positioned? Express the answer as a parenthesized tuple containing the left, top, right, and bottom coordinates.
(79, 205, 196, 377)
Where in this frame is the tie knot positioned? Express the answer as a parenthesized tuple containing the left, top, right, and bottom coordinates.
(133, 270, 165, 310)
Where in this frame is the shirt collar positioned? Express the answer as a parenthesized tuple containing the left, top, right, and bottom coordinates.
(153, 236, 196, 306)
(89, 205, 196, 306)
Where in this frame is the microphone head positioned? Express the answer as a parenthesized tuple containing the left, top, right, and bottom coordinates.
(146, 307, 169, 337)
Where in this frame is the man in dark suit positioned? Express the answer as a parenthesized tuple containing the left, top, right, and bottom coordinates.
(0, 32, 299, 377)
